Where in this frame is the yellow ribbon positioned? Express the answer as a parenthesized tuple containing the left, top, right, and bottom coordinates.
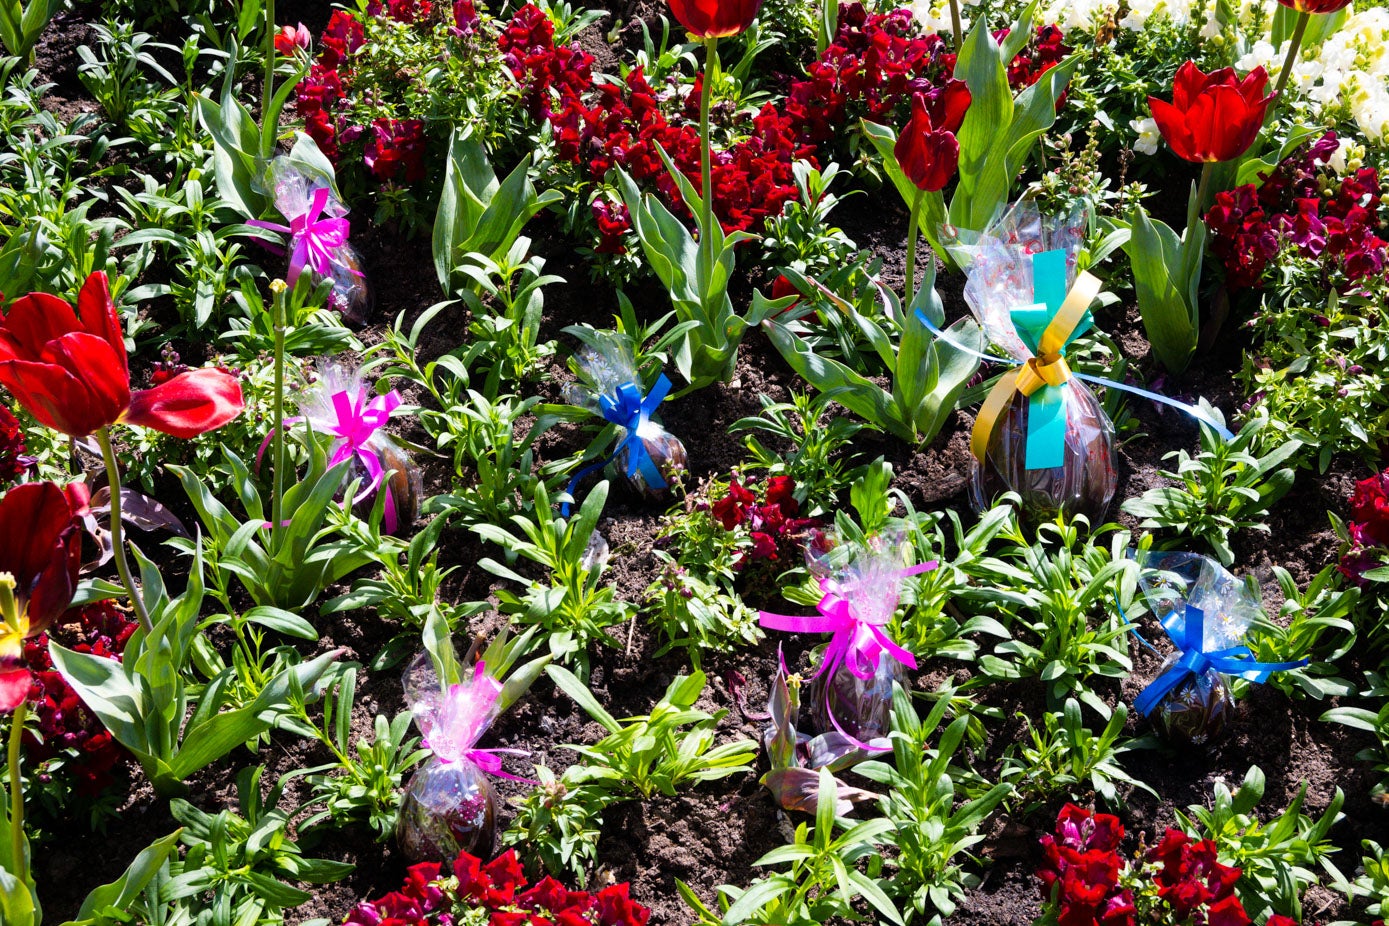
(969, 270, 1103, 464)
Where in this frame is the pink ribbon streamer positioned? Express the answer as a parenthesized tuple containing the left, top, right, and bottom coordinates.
(256, 387, 405, 532)
(248, 187, 352, 285)
(759, 561, 937, 746)
(422, 662, 534, 784)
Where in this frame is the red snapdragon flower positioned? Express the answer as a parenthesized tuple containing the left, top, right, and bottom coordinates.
(711, 479, 756, 529)
(1147, 829, 1245, 922)
(1148, 61, 1273, 163)
(667, 0, 763, 38)
(320, 10, 365, 67)
(364, 118, 428, 184)
(274, 23, 311, 56)
(1276, 0, 1351, 12)
(894, 82, 971, 192)
(0, 272, 244, 439)
(0, 482, 84, 711)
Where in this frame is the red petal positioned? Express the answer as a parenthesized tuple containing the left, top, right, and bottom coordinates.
(0, 660, 29, 712)
(1170, 60, 1206, 112)
(124, 367, 244, 438)
(38, 331, 132, 434)
(931, 79, 972, 134)
(0, 291, 81, 359)
(1148, 97, 1199, 162)
(76, 271, 128, 381)
(0, 482, 71, 588)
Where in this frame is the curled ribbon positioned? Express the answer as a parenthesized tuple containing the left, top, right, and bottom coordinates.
(248, 186, 353, 285)
(257, 387, 405, 532)
(561, 374, 672, 516)
(759, 561, 936, 746)
(1132, 604, 1308, 719)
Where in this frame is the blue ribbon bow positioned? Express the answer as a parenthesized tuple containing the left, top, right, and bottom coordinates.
(1133, 605, 1309, 718)
(561, 374, 672, 516)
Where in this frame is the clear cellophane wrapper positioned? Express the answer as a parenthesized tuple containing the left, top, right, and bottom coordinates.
(395, 652, 499, 862)
(1137, 552, 1258, 746)
(263, 157, 372, 326)
(300, 366, 422, 533)
(957, 198, 1118, 523)
(562, 332, 687, 498)
(804, 532, 911, 744)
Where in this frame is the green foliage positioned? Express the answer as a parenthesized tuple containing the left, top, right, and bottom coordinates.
(759, 162, 860, 281)
(547, 666, 756, 801)
(452, 237, 560, 391)
(156, 767, 354, 925)
(1332, 840, 1389, 926)
(170, 444, 379, 610)
(476, 482, 633, 677)
(49, 548, 341, 797)
(55, 831, 183, 926)
(1241, 565, 1358, 700)
(500, 765, 612, 888)
(1001, 697, 1153, 811)
(644, 551, 763, 661)
(729, 391, 865, 510)
(0, 0, 59, 60)
(855, 686, 1011, 924)
(763, 261, 983, 444)
(433, 128, 561, 296)
(1179, 765, 1345, 922)
(682, 768, 901, 926)
(969, 517, 1138, 717)
(1121, 415, 1301, 566)
(1122, 196, 1204, 374)
(1322, 672, 1389, 803)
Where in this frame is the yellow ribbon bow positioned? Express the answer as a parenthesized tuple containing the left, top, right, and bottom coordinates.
(969, 270, 1103, 465)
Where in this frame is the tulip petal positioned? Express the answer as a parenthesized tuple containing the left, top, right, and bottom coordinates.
(0, 482, 71, 589)
(124, 367, 244, 438)
(40, 331, 133, 433)
(1148, 97, 1197, 162)
(76, 271, 128, 381)
(0, 659, 28, 712)
(0, 292, 81, 360)
(1171, 60, 1205, 112)
(931, 79, 973, 135)
(0, 357, 113, 436)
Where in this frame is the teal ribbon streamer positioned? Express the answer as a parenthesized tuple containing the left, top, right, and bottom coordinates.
(561, 374, 672, 516)
(1013, 248, 1087, 469)
(912, 310, 1235, 443)
(1132, 604, 1308, 718)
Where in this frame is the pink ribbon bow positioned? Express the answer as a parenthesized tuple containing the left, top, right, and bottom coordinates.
(249, 187, 352, 284)
(422, 662, 533, 783)
(759, 561, 937, 744)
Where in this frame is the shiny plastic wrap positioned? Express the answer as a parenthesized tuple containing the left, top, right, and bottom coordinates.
(563, 331, 686, 499)
(395, 653, 503, 862)
(261, 157, 372, 326)
(297, 365, 422, 535)
(957, 198, 1117, 524)
(1134, 551, 1281, 747)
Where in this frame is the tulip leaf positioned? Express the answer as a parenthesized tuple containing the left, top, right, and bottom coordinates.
(64, 829, 183, 925)
(1125, 203, 1198, 373)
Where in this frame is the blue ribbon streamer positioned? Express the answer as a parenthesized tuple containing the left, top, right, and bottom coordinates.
(1132, 604, 1309, 718)
(561, 374, 672, 516)
(913, 309, 1236, 442)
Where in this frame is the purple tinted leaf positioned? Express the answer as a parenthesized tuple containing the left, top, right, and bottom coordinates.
(90, 487, 190, 537)
(761, 767, 879, 815)
(803, 732, 891, 772)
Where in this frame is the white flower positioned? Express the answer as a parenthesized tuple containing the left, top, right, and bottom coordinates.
(1131, 116, 1161, 155)
(1119, 0, 1160, 30)
(1328, 136, 1355, 174)
(1237, 40, 1276, 73)
(1351, 81, 1389, 143)
(1200, 10, 1221, 39)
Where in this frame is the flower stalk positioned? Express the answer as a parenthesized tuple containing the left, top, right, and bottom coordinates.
(96, 427, 151, 635)
(1270, 10, 1309, 119)
(7, 699, 26, 883)
(905, 188, 925, 302)
(948, 0, 962, 47)
(270, 280, 289, 544)
(262, 0, 277, 157)
(699, 37, 719, 274)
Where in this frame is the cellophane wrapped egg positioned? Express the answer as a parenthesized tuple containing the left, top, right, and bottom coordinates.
(322, 242, 372, 327)
(395, 758, 498, 862)
(617, 422, 687, 499)
(809, 642, 903, 744)
(348, 436, 423, 533)
(969, 380, 1117, 525)
(1151, 655, 1233, 747)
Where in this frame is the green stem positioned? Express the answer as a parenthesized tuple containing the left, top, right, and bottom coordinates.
(948, 0, 963, 48)
(1195, 161, 1214, 214)
(270, 282, 288, 547)
(905, 188, 925, 304)
(699, 37, 718, 279)
(96, 428, 151, 635)
(262, 0, 277, 158)
(7, 700, 25, 883)
(1270, 10, 1309, 122)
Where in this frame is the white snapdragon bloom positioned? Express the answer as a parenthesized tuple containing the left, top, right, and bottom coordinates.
(1328, 136, 1356, 174)
(1200, 9, 1221, 39)
(1237, 40, 1276, 73)
(1119, 0, 1160, 30)
(1352, 81, 1389, 143)
(1131, 116, 1161, 155)
(907, 0, 964, 34)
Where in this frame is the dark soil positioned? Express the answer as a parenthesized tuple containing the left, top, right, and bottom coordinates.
(23, 5, 1389, 926)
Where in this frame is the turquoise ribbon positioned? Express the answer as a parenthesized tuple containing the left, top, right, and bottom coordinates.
(1132, 604, 1308, 718)
(1012, 249, 1091, 469)
(561, 374, 672, 516)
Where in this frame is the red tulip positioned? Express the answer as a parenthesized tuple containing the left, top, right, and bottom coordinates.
(667, 0, 763, 38)
(275, 23, 312, 56)
(0, 272, 244, 438)
(1148, 61, 1273, 163)
(0, 481, 83, 711)
(1276, 0, 1351, 12)
(895, 83, 972, 192)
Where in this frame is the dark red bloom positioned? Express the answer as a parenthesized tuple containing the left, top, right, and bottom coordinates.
(595, 883, 649, 926)
(319, 10, 365, 67)
(364, 118, 428, 184)
(0, 405, 27, 485)
(1276, 0, 1351, 11)
(591, 199, 631, 255)
(453, 0, 480, 34)
(0, 284, 242, 441)
(1149, 61, 1273, 163)
(667, 0, 763, 38)
(764, 476, 798, 516)
(894, 84, 970, 192)
(711, 479, 756, 530)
